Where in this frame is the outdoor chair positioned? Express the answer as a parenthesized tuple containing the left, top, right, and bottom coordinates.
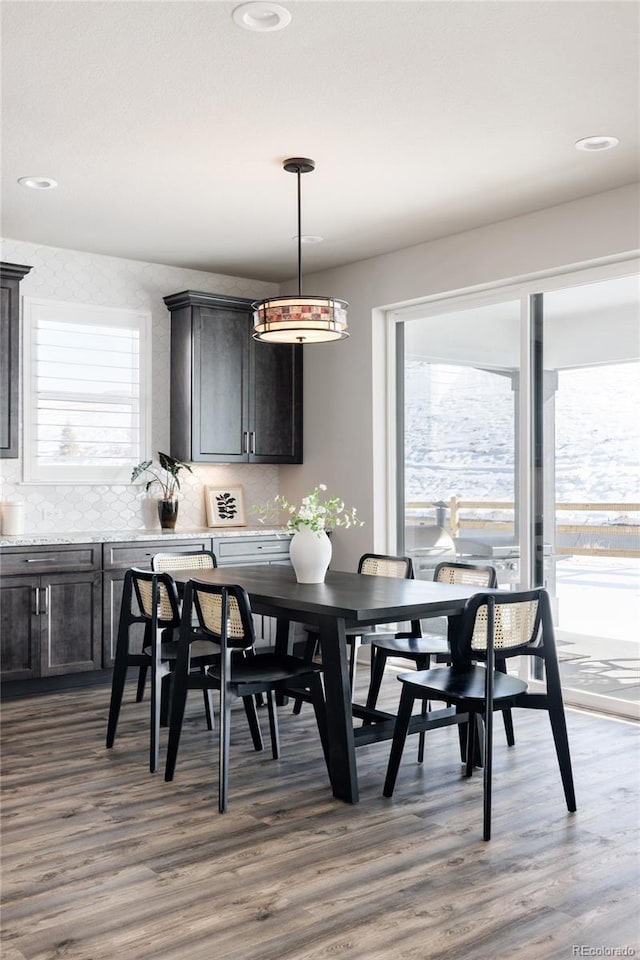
(383, 587, 576, 840)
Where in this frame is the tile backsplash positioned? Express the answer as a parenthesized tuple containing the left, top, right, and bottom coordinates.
(0, 238, 282, 534)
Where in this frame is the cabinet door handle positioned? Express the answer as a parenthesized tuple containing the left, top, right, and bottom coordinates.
(33, 586, 40, 616)
(250, 431, 256, 454)
(38, 586, 49, 616)
(242, 431, 248, 454)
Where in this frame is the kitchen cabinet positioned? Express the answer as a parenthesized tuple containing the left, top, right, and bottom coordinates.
(0, 531, 293, 687)
(165, 290, 302, 464)
(102, 538, 211, 667)
(0, 261, 32, 458)
(0, 545, 102, 680)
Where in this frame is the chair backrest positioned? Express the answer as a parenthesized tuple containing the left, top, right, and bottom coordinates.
(185, 579, 255, 650)
(128, 568, 181, 627)
(358, 553, 414, 579)
(151, 550, 217, 573)
(434, 561, 498, 589)
(459, 588, 545, 661)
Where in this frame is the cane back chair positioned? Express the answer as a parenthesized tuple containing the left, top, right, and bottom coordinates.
(383, 587, 576, 840)
(164, 579, 329, 812)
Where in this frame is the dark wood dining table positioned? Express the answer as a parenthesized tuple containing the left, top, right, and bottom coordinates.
(171, 563, 490, 804)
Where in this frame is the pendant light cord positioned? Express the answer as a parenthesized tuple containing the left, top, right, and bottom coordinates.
(296, 167, 302, 296)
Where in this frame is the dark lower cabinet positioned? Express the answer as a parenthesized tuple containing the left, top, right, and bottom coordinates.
(165, 290, 302, 464)
(0, 534, 294, 685)
(0, 560, 102, 681)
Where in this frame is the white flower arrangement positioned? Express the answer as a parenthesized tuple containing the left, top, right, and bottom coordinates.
(266, 484, 364, 533)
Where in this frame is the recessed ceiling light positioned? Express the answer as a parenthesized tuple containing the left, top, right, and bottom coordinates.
(232, 2, 291, 32)
(292, 235, 324, 244)
(574, 136, 619, 152)
(18, 176, 58, 189)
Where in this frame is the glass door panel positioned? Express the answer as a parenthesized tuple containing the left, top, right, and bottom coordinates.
(400, 299, 521, 587)
(543, 275, 640, 716)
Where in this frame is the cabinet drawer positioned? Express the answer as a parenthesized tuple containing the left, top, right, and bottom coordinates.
(0, 544, 101, 575)
(102, 539, 211, 571)
(214, 536, 291, 564)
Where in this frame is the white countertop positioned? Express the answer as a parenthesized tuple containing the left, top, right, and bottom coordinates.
(0, 526, 289, 548)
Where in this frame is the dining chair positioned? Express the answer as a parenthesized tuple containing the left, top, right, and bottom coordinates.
(129, 551, 219, 719)
(383, 587, 577, 840)
(292, 553, 419, 714)
(164, 578, 329, 812)
(365, 561, 513, 760)
(105, 568, 234, 773)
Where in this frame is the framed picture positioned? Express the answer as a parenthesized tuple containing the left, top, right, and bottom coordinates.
(204, 485, 247, 527)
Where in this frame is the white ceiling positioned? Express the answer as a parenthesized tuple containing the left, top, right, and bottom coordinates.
(2, 1, 639, 283)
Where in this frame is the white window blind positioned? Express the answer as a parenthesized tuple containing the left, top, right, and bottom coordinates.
(23, 298, 151, 484)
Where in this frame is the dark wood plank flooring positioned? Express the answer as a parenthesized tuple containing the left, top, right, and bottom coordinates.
(1, 670, 639, 960)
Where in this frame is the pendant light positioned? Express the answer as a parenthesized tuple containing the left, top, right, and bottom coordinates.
(252, 158, 349, 343)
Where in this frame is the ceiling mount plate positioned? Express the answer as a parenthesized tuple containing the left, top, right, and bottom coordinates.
(283, 158, 315, 175)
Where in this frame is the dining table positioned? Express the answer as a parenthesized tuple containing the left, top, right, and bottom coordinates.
(170, 563, 492, 804)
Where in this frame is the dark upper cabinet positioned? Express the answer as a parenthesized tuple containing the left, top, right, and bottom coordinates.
(165, 290, 302, 463)
(0, 261, 32, 458)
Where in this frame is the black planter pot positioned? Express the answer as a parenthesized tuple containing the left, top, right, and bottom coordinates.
(158, 498, 179, 530)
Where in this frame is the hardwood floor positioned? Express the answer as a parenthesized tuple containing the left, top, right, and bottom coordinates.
(1, 670, 639, 960)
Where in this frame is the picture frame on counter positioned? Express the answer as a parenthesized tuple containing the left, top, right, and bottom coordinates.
(204, 484, 247, 527)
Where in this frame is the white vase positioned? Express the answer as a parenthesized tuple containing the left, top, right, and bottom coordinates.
(289, 527, 332, 584)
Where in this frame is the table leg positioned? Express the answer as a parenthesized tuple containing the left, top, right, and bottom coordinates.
(318, 615, 359, 804)
(274, 617, 292, 705)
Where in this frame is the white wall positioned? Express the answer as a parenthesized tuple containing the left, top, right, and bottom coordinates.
(0, 238, 280, 533)
(279, 182, 640, 571)
(4, 183, 638, 547)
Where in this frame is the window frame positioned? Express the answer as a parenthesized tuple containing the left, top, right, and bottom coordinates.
(22, 297, 152, 485)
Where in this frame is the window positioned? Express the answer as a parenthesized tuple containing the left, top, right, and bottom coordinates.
(23, 298, 151, 484)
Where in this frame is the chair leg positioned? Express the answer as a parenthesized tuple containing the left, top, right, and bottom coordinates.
(202, 668, 215, 731)
(150, 645, 165, 774)
(365, 647, 387, 715)
(547, 696, 577, 812)
(242, 696, 264, 752)
(496, 659, 516, 746)
(135, 664, 147, 702)
(219, 683, 232, 814)
(266, 689, 281, 759)
(383, 685, 415, 797)
(465, 711, 477, 778)
(160, 673, 173, 727)
(501, 709, 515, 746)
(482, 702, 494, 841)
(164, 671, 189, 782)
(106, 647, 130, 748)
(417, 698, 428, 763)
(414, 654, 431, 763)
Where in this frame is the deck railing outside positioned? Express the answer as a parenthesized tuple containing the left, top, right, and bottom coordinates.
(405, 497, 640, 558)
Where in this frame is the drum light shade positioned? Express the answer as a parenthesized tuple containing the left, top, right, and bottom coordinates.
(252, 158, 349, 344)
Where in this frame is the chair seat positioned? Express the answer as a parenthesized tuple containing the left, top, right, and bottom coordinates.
(143, 638, 219, 662)
(207, 653, 321, 690)
(399, 665, 528, 704)
(373, 635, 450, 657)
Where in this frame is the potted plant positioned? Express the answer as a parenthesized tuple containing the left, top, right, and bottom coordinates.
(270, 484, 363, 583)
(130, 452, 192, 530)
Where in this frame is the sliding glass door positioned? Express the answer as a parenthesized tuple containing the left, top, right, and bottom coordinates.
(399, 298, 522, 587)
(394, 265, 639, 719)
(542, 275, 640, 715)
